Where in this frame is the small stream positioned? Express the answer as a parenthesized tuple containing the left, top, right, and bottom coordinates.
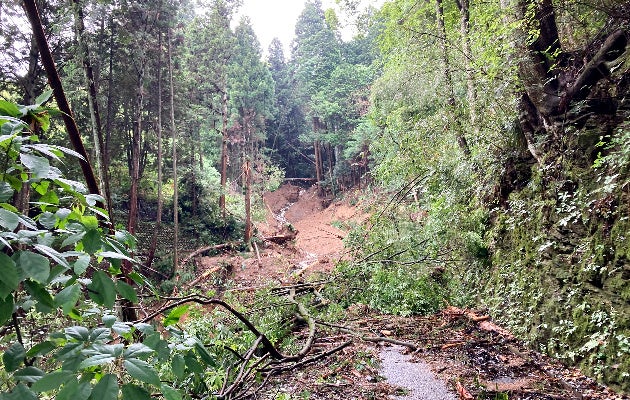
(380, 346, 457, 400)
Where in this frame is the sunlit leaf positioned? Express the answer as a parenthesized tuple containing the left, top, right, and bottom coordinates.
(163, 305, 189, 327)
(35, 90, 53, 106)
(78, 354, 116, 369)
(0, 100, 22, 117)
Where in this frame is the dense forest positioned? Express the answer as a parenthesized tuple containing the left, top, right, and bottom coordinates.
(0, 0, 628, 398)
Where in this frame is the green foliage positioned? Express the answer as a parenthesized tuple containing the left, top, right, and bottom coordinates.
(0, 96, 234, 399)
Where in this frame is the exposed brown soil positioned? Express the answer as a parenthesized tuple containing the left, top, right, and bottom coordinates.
(186, 184, 627, 400)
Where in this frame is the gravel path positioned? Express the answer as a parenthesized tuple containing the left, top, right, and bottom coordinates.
(380, 346, 457, 400)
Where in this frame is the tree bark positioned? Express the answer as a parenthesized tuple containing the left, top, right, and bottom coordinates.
(73, 0, 112, 219)
(104, 14, 115, 212)
(455, 0, 477, 130)
(126, 63, 145, 235)
(243, 158, 252, 245)
(513, 0, 629, 160)
(168, 29, 179, 273)
(435, 0, 471, 157)
(22, 0, 105, 217)
(219, 89, 229, 220)
(146, 32, 164, 270)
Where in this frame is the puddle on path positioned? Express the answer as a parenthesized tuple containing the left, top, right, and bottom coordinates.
(380, 346, 457, 400)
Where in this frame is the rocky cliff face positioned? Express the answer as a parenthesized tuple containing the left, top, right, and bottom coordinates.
(480, 43, 630, 391)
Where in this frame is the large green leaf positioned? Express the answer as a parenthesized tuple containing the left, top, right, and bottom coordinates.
(73, 255, 90, 275)
(23, 280, 55, 313)
(57, 379, 92, 400)
(0, 294, 14, 325)
(160, 384, 182, 400)
(163, 305, 189, 327)
(171, 354, 185, 379)
(35, 90, 53, 106)
(183, 351, 203, 373)
(123, 358, 161, 386)
(123, 343, 155, 360)
(13, 366, 44, 383)
(0, 252, 18, 298)
(0, 100, 22, 117)
(0, 181, 14, 202)
(34, 244, 70, 269)
(64, 325, 91, 341)
(87, 270, 116, 308)
(20, 153, 50, 179)
(1, 383, 37, 400)
(3, 342, 25, 372)
(25, 341, 55, 358)
(78, 353, 116, 369)
(55, 283, 81, 314)
(38, 211, 57, 229)
(121, 384, 152, 400)
(89, 328, 112, 343)
(82, 229, 102, 254)
(115, 280, 137, 303)
(31, 370, 74, 392)
(90, 374, 118, 400)
(16, 251, 50, 283)
(0, 208, 19, 231)
(194, 341, 217, 368)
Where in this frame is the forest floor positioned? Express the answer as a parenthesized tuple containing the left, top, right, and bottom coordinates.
(188, 184, 627, 400)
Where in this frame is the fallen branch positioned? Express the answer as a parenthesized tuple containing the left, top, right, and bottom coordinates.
(178, 242, 241, 270)
(317, 321, 418, 350)
(137, 295, 284, 360)
(443, 306, 514, 339)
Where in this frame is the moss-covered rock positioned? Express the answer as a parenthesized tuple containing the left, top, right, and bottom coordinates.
(479, 152, 630, 392)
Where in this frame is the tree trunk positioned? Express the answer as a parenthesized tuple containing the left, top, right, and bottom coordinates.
(513, 0, 629, 163)
(243, 157, 252, 245)
(22, 0, 105, 217)
(168, 29, 179, 273)
(219, 89, 229, 220)
(146, 32, 164, 270)
(455, 0, 477, 130)
(127, 63, 145, 236)
(435, 0, 471, 157)
(104, 14, 115, 211)
(73, 0, 112, 219)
